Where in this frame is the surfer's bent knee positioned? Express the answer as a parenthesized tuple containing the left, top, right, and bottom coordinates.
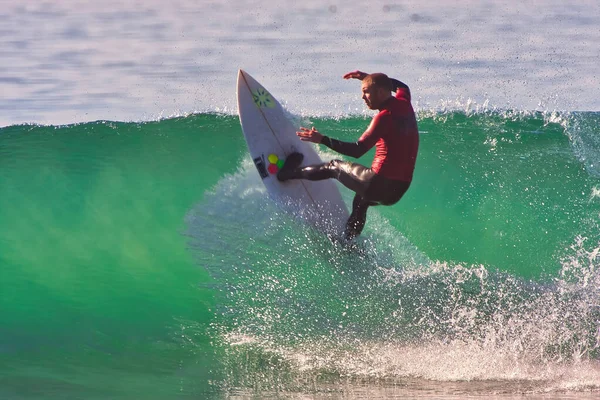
(328, 159, 344, 169)
(326, 159, 344, 178)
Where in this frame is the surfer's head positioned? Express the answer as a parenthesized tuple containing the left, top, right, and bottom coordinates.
(361, 73, 393, 110)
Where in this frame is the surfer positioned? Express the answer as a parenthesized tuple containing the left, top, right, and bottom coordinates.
(278, 70, 419, 240)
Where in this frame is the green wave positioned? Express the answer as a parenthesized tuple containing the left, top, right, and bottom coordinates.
(1, 111, 599, 397)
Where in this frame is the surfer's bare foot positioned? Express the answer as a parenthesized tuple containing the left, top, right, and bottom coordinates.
(277, 152, 304, 181)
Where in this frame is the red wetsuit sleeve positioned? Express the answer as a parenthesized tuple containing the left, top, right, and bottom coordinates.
(390, 78, 411, 102)
(395, 87, 411, 102)
(357, 112, 388, 150)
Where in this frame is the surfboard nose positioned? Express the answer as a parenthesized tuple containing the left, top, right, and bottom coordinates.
(238, 69, 259, 91)
(237, 69, 249, 88)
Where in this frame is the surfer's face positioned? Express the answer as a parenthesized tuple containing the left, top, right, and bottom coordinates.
(361, 82, 386, 110)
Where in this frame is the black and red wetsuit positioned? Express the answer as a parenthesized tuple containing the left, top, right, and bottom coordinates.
(357, 85, 419, 182)
(281, 79, 419, 239)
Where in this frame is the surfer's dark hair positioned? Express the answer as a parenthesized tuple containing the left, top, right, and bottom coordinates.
(363, 73, 392, 92)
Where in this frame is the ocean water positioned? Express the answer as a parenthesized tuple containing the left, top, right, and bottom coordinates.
(1, 1, 600, 399)
(3, 0, 600, 126)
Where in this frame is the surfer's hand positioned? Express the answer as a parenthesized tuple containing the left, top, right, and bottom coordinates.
(343, 70, 368, 80)
(297, 127, 323, 143)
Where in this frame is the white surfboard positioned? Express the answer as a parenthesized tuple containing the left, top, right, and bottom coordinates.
(236, 69, 348, 236)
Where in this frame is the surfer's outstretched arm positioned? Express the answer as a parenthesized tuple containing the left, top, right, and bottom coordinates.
(390, 78, 409, 91)
(390, 78, 411, 99)
(320, 136, 368, 158)
(343, 70, 368, 80)
(344, 70, 411, 99)
(297, 126, 369, 159)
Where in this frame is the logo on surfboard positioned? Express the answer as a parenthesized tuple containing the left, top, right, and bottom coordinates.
(266, 153, 285, 174)
(252, 88, 275, 108)
(253, 153, 285, 179)
(253, 155, 269, 179)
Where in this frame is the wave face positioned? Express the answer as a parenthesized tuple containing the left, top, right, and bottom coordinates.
(1, 111, 599, 398)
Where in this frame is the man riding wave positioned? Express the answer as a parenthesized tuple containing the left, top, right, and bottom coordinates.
(278, 70, 419, 240)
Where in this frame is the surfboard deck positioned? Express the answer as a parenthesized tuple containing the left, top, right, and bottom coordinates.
(236, 69, 348, 236)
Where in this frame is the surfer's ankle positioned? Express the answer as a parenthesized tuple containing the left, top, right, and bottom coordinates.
(286, 152, 304, 166)
(277, 167, 292, 181)
(277, 152, 303, 181)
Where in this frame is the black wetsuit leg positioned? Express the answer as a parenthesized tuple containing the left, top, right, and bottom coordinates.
(345, 194, 376, 240)
(281, 159, 375, 197)
(344, 177, 411, 240)
(281, 159, 411, 238)
(365, 173, 411, 205)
